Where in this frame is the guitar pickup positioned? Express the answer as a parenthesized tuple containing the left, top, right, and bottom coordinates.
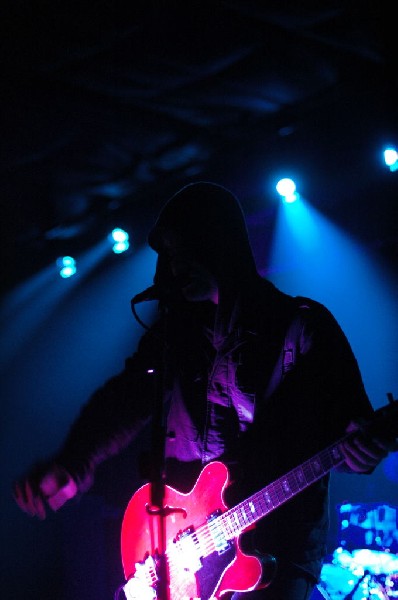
(171, 526, 202, 572)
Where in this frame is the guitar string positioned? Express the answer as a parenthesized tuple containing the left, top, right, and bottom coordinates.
(145, 459, 322, 594)
(138, 444, 344, 597)
(217, 442, 345, 535)
(129, 401, 396, 597)
(163, 521, 219, 599)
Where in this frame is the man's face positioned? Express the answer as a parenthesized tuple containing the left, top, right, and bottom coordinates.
(157, 232, 219, 304)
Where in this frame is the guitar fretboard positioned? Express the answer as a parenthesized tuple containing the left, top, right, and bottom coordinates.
(217, 440, 345, 540)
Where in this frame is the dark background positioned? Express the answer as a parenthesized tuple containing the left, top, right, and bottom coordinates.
(1, 2, 397, 599)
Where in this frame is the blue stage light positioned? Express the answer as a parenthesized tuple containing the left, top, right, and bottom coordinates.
(110, 228, 129, 243)
(276, 178, 299, 203)
(112, 240, 130, 254)
(56, 256, 77, 278)
(383, 147, 398, 172)
(109, 228, 130, 254)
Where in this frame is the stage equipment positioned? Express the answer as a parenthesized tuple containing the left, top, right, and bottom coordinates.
(314, 502, 398, 599)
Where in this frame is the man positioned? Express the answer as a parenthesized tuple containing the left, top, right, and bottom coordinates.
(14, 182, 396, 599)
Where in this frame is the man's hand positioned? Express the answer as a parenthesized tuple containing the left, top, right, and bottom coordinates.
(340, 419, 398, 474)
(13, 463, 78, 519)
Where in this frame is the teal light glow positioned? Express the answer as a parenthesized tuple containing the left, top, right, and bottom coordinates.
(110, 228, 129, 243)
(112, 240, 130, 254)
(383, 147, 398, 172)
(269, 196, 398, 406)
(276, 177, 299, 203)
(109, 228, 130, 254)
(60, 265, 76, 278)
(56, 256, 77, 278)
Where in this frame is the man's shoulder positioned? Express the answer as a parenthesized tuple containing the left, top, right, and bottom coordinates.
(253, 281, 338, 333)
(255, 280, 325, 313)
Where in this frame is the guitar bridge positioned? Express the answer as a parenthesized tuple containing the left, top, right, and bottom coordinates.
(171, 526, 202, 572)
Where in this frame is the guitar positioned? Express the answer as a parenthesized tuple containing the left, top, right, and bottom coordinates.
(120, 396, 397, 600)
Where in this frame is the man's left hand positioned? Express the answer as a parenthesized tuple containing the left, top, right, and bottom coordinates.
(340, 420, 398, 473)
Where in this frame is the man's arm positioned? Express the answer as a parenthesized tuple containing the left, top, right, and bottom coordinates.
(13, 326, 162, 519)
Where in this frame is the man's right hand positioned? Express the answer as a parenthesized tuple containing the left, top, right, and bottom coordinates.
(13, 463, 78, 519)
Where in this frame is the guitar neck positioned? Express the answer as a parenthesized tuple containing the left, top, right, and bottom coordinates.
(218, 439, 345, 540)
(212, 397, 398, 540)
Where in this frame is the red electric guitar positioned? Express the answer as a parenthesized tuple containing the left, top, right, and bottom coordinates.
(120, 396, 397, 600)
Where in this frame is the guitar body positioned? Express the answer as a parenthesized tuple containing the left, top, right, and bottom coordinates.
(121, 461, 263, 599)
(120, 396, 397, 599)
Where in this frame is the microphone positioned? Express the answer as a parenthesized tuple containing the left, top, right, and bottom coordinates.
(131, 285, 159, 304)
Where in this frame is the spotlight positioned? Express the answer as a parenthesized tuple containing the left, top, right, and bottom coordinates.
(109, 228, 130, 254)
(56, 256, 77, 278)
(383, 147, 398, 172)
(276, 178, 299, 203)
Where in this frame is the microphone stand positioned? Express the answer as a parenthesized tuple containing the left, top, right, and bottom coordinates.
(142, 300, 170, 600)
(147, 342, 169, 600)
(131, 287, 181, 600)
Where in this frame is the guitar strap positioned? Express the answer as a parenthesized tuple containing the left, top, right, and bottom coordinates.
(264, 298, 311, 398)
(282, 299, 311, 374)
